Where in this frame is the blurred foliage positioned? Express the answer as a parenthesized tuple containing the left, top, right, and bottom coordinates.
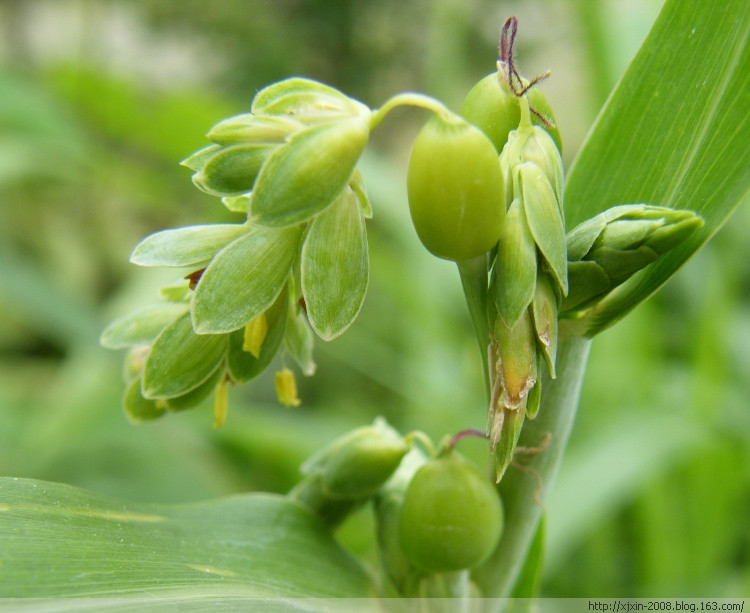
(0, 0, 746, 599)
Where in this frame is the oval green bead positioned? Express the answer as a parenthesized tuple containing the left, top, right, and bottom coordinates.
(398, 452, 503, 573)
(407, 113, 505, 261)
(460, 73, 562, 154)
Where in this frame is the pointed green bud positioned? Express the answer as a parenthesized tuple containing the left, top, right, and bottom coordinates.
(251, 116, 370, 227)
(407, 111, 505, 261)
(300, 418, 408, 500)
(563, 204, 703, 312)
(493, 406, 524, 482)
(180, 144, 221, 172)
(193, 143, 277, 196)
(492, 198, 537, 326)
(290, 419, 409, 528)
(492, 309, 538, 413)
(531, 273, 559, 378)
(517, 162, 568, 295)
(206, 114, 301, 145)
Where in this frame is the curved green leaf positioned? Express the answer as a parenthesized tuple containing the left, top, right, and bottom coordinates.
(142, 313, 228, 399)
(130, 224, 249, 268)
(565, 0, 750, 335)
(301, 188, 369, 341)
(191, 225, 302, 334)
(100, 302, 188, 349)
(0, 478, 374, 600)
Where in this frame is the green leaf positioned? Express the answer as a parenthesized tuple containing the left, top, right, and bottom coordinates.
(250, 117, 370, 227)
(518, 163, 568, 295)
(301, 188, 369, 341)
(100, 302, 188, 349)
(564, 0, 750, 335)
(130, 224, 249, 268)
(142, 313, 228, 399)
(193, 143, 276, 196)
(0, 478, 374, 599)
(492, 199, 537, 326)
(227, 285, 289, 383)
(191, 224, 302, 334)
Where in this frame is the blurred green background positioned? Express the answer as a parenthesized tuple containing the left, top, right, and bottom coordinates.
(0, 0, 747, 598)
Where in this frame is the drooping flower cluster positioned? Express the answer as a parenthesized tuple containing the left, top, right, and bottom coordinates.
(102, 78, 374, 424)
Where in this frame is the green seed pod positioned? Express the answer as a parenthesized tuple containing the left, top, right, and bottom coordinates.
(398, 451, 503, 573)
(407, 112, 505, 261)
(459, 72, 562, 154)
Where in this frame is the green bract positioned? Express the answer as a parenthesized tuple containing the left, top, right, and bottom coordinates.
(129, 223, 249, 268)
(191, 224, 302, 334)
(141, 313, 228, 399)
(301, 186, 369, 341)
(398, 451, 503, 573)
(250, 116, 370, 227)
(407, 112, 505, 261)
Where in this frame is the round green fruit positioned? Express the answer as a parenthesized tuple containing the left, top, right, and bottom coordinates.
(398, 452, 503, 573)
(407, 112, 505, 261)
(459, 72, 562, 154)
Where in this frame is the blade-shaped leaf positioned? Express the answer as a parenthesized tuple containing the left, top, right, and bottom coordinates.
(100, 302, 188, 349)
(250, 117, 369, 227)
(142, 313, 228, 399)
(227, 285, 289, 382)
(301, 188, 369, 341)
(564, 0, 750, 335)
(191, 224, 302, 334)
(130, 224, 249, 268)
(0, 478, 374, 599)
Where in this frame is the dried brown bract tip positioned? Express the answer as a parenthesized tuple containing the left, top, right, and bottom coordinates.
(498, 17, 555, 128)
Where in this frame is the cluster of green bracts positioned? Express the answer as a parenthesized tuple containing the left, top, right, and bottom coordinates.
(101, 78, 376, 424)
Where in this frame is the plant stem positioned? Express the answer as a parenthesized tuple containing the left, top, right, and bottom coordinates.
(369, 92, 451, 130)
(472, 328, 591, 597)
(456, 255, 491, 401)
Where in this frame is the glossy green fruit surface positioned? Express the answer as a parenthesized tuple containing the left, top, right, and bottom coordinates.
(398, 452, 503, 573)
(407, 113, 505, 261)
